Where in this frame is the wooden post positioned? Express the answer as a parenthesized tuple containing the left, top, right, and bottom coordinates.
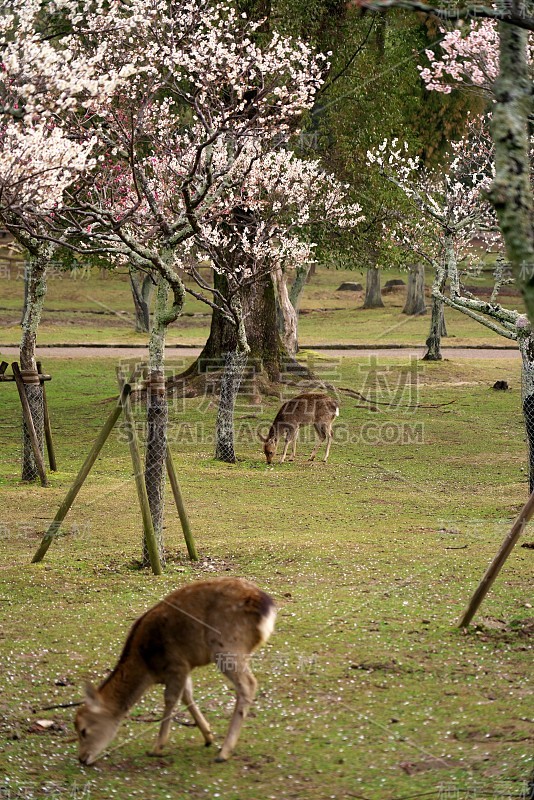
(37, 360, 57, 472)
(0, 361, 8, 375)
(117, 374, 163, 576)
(32, 370, 141, 563)
(458, 490, 534, 627)
(12, 362, 48, 487)
(166, 446, 198, 561)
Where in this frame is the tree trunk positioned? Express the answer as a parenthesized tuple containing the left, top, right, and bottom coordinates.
(183, 269, 307, 385)
(403, 263, 426, 315)
(129, 265, 153, 333)
(19, 245, 51, 481)
(363, 266, 384, 309)
(274, 266, 299, 356)
(423, 296, 445, 360)
(289, 263, 311, 310)
(489, 16, 534, 327)
(143, 276, 169, 567)
(214, 349, 248, 463)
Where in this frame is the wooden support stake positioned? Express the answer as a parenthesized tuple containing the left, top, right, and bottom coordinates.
(12, 362, 48, 487)
(37, 360, 57, 472)
(166, 446, 198, 561)
(32, 370, 141, 563)
(458, 490, 534, 628)
(117, 375, 162, 576)
(0, 361, 8, 375)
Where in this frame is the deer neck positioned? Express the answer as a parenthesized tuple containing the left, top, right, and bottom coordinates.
(268, 424, 279, 443)
(98, 657, 153, 717)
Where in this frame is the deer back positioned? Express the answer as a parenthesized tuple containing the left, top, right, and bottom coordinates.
(273, 392, 338, 432)
(120, 578, 276, 678)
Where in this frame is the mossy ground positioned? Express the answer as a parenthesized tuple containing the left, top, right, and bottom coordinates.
(0, 348, 532, 800)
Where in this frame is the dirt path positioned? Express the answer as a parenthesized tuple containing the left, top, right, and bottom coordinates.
(0, 344, 521, 360)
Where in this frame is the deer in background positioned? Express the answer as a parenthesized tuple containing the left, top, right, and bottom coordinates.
(259, 392, 339, 464)
(75, 578, 276, 765)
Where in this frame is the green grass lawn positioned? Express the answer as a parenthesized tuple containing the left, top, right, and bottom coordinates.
(0, 259, 523, 347)
(0, 354, 532, 800)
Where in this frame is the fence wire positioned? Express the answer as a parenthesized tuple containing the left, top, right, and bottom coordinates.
(143, 375, 167, 567)
(215, 350, 249, 463)
(21, 380, 45, 482)
(521, 358, 534, 493)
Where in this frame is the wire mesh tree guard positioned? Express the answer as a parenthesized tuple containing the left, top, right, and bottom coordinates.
(32, 364, 197, 574)
(0, 360, 57, 486)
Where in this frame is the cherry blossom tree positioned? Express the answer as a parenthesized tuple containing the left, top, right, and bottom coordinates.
(356, 0, 534, 343)
(0, 117, 97, 481)
(367, 121, 499, 359)
(1, 0, 347, 559)
(179, 146, 362, 461)
(419, 18, 533, 98)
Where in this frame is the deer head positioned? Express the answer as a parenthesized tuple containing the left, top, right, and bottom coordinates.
(258, 432, 277, 464)
(75, 684, 121, 765)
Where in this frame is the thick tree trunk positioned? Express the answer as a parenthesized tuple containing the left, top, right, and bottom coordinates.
(489, 16, 534, 326)
(183, 269, 307, 385)
(20, 245, 50, 481)
(129, 265, 153, 333)
(403, 263, 426, 315)
(143, 276, 169, 567)
(363, 266, 384, 309)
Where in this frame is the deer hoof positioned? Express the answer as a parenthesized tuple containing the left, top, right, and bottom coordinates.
(215, 751, 229, 762)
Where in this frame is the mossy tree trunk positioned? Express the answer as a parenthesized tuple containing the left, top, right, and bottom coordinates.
(185, 269, 304, 383)
(19, 241, 52, 481)
(489, 14, 534, 325)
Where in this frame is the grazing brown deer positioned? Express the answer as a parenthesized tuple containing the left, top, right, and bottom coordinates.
(75, 578, 276, 765)
(259, 392, 339, 464)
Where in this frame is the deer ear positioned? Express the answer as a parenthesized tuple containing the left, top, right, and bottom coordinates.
(84, 683, 101, 712)
(258, 433, 267, 443)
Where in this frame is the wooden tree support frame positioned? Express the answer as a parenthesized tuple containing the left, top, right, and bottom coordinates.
(1, 360, 57, 486)
(32, 365, 198, 574)
(458, 489, 534, 627)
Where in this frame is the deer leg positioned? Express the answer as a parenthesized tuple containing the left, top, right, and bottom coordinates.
(182, 675, 214, 746)
(323, 423, 334, 462)
(308, 423, 327, 461)
(215, 656, 257, 762)
(289, 427, 299, 461)
(280, 430, 293, 463)
(149, 673, 187, 755)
